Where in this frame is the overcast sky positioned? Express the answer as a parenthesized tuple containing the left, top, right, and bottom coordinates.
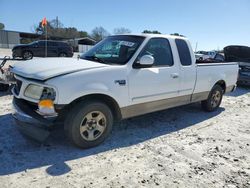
(1, 0, 250, 50)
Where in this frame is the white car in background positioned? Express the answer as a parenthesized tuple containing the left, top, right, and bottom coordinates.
(195, 51, 216, 60)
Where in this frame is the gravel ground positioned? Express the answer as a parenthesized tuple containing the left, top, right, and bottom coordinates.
(0, 87, 250, 188)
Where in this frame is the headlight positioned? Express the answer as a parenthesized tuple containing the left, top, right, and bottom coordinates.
(24, 84, 44, 100)
(24, 84, 56, 100)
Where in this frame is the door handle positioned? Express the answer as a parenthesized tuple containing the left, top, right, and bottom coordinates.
(171, 73, 179, 79)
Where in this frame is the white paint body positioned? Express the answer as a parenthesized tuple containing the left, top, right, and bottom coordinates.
(12, 34, 238, 115)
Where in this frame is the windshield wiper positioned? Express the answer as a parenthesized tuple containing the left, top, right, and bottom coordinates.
(84, 55, 107, 64)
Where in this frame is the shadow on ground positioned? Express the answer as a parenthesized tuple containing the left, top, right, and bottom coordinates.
(226, 85, 250, 97)
(0, 102, 224, 176)
(0, 90, 11, 97)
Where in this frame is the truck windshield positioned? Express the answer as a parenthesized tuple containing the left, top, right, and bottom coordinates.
(80, 35, 145, 65)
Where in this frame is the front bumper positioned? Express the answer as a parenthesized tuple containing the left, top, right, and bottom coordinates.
(12, 50, 22, 58)
(12, 97, 57, 142)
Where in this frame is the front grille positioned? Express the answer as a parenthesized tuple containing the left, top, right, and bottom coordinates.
(14, 79, 22, 95)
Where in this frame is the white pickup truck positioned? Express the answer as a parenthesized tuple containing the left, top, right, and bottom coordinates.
(11, 34, 238, 148)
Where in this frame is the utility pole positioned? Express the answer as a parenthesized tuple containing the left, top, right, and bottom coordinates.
(45, 24, 47, 57)
(56, 16, 59, 29)
(195, 42, 198, 52)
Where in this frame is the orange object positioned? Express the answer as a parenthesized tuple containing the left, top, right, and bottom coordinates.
(39, 99, 53, 108)
(41, 17, 47, 28)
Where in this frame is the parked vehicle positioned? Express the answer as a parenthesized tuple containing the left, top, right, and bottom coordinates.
(196, 53, 225, 63)
(195, 51, 216, 61)
(11, 34, 238, 148)
(12, 40, 74, 60)
(224, 45, 250, 85)
(0, 56, 20, 91)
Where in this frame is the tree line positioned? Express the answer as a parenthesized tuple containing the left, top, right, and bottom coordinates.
(0, 19, 185, 41)
(33, 18, 175, 41)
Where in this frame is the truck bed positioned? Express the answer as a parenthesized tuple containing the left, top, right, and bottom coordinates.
(194, 62, 238, 95)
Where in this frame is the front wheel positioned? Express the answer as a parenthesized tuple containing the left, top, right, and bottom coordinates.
(201, 85, 223, 112)
(64, 101, 113, 148)
(22, 51, 33, 60)
(59, 52, 67, 57)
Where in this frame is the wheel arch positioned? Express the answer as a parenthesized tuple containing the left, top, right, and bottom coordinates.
(58, 51, 67, 57)
(66, 93, 122, 121)
(214, 80, 226, 93)
(22, 49, 33, 55)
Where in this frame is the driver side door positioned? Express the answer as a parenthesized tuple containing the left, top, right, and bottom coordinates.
(128, 38, 180, 106)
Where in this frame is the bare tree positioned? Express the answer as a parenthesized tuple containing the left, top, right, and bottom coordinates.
(0, 23, 5, 30)
(91, 27, 110, 41)
(142, 30, 161, 34)
(170, 33, 186, 37)
(33, 18, 87, 39)
(113, 27, 131, 34)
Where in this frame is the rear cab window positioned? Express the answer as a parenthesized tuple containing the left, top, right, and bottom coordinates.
(175, 39, 192, 66)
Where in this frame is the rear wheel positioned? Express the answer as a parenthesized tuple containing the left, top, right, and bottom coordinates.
(22, 51, 33, 60)
(64, 100, 113, 148)
(59, 52, 67, 57)
(201, 85, 223, 112)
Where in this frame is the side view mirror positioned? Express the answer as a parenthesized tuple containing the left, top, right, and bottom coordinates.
(133, 55, 154, 68)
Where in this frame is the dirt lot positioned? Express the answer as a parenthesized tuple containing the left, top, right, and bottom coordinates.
(0, 86, 250, 188)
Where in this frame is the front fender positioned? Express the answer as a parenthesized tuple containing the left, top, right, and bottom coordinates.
(66, 82, 117, 105)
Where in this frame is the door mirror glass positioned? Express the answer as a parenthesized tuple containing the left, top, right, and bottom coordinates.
(135, 55, 154, 68)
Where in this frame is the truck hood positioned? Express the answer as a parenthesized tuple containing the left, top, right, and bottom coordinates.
(11, 58, 107, 81)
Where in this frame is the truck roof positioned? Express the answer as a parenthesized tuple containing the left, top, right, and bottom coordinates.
(113, 33, 188, 40)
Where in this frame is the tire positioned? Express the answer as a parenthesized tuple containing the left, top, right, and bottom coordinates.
(64, 100, 113, 148)
(201, 85, 223, 112)
(0, 83, 9, 92)
(22, 51, 33, 60)
(59, 52, 67, 57)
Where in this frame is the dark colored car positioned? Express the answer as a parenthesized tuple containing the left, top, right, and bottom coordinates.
(12, 40, 74, 60)
(224, 45, 250, 86)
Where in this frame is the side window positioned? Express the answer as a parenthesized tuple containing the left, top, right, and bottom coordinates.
(175, 39, 192, 66)
(138, 38, 173, 66)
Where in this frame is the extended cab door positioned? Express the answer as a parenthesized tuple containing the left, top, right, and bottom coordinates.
(175, 39, 196, 99)
(128, 38, 180, 105)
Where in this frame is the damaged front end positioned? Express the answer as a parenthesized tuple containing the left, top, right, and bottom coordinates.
(11, 75, 64, 143)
